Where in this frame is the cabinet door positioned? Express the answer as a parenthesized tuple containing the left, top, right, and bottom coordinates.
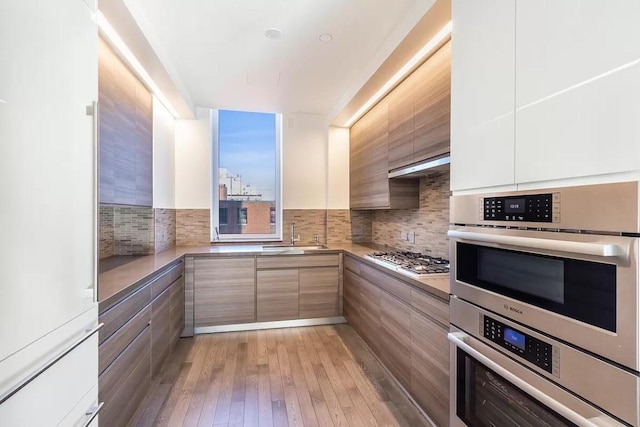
(411, 310, 449, 427)
(451, 0, 516, 191)
(257, 269, 299, 321)
(413, 40, 451, 164)
(380, 293, 411, 390)
(194, 257, 256, 327)
(366, 99, 391, 208)
(151, 287, 171, 377)
(388, 78, 415, 170)
(0, 0, 97, 364)
(170, 276, 185, 347)
(343, 269, 362, 333)
(358, 279, 381, 355)
(515, 1, 640, 184)
(299, 267, 340, 318)
(349, 115, 368, 208)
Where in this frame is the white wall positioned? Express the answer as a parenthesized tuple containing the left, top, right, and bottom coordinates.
(174, 110, 333, 210)
(175, 108, 212, 209)
(282, 113, 328, 209)
(326, 126, 350, 209)
(152, 96, 176, 208)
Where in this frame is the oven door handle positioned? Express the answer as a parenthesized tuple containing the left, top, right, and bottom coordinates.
(448, 332, 605, 427)
(447, 230, 627, 259)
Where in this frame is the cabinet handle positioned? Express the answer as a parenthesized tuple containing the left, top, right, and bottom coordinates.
(86, 101, 99, 303)
(81, 401, 104, 427)
(0, 323, 103, 405)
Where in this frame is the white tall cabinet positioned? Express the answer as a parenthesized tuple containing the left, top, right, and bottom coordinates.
(0, 1, 100, 425)
(452, 0, 640, 191)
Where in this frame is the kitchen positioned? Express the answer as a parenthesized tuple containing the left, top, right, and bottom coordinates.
(1, 1, 640, 426)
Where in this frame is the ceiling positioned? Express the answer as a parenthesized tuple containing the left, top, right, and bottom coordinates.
(119, 0, 434, 119)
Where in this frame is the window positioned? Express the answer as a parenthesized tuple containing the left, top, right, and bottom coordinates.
(212, 110, 282, 240)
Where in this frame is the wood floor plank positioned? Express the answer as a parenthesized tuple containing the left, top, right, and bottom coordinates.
(130, 325, 430, 427)
(258, 364, 274, 427)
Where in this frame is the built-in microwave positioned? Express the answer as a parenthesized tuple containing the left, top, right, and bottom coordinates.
(449, 182, 640, 372)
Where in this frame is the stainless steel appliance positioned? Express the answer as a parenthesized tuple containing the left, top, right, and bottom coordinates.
(366, 251, 450, 277)
(448, 182, 640, 426)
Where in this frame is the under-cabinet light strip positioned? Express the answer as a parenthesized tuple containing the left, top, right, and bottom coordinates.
(96, 11, 180, 118)
(344, 20, 452, 128)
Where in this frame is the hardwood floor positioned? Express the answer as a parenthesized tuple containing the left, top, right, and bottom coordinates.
(129, 324, 431, 427)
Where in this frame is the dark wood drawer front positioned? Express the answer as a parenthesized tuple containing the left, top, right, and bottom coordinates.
(150, 261, 184, 300)
(257, 254, 339, 269)
(99, 285, 151, 343)
(410, 288, 449, 327)
(344, 255, 361, 275)
(360, 264, 411, 304)
(98, 305, 150, 375)
(99, 326, 151, 427)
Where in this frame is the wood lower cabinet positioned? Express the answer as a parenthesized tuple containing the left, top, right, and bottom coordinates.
(194, 257, 256, 327)
(98, 261, 184, 427)
(257, 269, 299, 321)
(344, 255, 449, 426)
(299, 266, 340, 318)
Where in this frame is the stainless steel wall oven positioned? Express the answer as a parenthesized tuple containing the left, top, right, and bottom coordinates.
(448, 182, 640, 427)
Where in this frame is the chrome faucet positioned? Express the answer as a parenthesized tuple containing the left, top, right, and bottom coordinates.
(290, 222, 297, 245)
(214, 226, 220, 241)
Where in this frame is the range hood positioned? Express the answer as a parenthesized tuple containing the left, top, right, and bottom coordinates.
(388, 154, 450, 178)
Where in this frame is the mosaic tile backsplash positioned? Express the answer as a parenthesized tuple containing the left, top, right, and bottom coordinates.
(154, 208, 177, 253)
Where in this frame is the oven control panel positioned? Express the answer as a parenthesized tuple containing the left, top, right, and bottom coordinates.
(482, 315, 559, 377)
(481, 192, 560, 223)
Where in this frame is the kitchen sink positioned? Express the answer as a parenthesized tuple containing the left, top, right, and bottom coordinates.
(261, 244, 327, 253)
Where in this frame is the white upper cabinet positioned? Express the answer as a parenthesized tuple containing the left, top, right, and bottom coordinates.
(515, 0, 640, 184)
(451, 0, 516, 191)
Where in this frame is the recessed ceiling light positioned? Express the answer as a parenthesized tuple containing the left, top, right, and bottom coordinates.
(319, 33, 333, 42)
(264, 28, 283, 40)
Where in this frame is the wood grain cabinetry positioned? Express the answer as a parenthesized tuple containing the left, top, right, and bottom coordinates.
(350, 99, 420, 210)
(343, 255, 449, 425)
(255, 254, 341, 322)
(98, 37, 153, 206)
(194, 257, 256, 327)
(389, 41, 451, 171)
(98, 261, 184, 426)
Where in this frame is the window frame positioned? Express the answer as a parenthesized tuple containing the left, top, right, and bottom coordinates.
(210, 109, 282, 242)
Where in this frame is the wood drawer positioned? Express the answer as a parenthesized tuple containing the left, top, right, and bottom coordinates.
(99, 326, 151, 427)
(360, 264, 411, 304)
(410, 288, 449, 327)
(151, 286, 171, 377)
(98, 304, 151, 374)
(344, 255, 361, 275)
(99, 284, 151, 344)
(257, 254, 339, 269)
(150, 260, 184, 300)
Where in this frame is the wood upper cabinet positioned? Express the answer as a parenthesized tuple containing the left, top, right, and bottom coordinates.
(257, 269, 299, 321)
(299, 267, 340, 318)
(194, 257, 256, 327)
(413, 40, 451, 164)
(389, 41, 452, 171)
(350, 99, 420, 210)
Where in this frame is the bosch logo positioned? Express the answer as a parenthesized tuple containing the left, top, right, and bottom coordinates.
(504, 304, 523, 315)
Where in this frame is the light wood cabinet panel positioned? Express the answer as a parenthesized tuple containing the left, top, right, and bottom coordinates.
(360, 264, 411, 304)
(99, 284, 151, 344)
(411, 310, 449, 427)
(99, 325, 151, 427)
(413, 40, 451, 164)
(450, 0, 516, 191)
(257, 269, 299, 321)
(358, 278, 381, 354)
(388, 78, 415, 170)
(150, 261, 184, 300)
(344, 255, 361, 275)
(194, 257, 256, 327)
(343, 269, 361, 333)
(410, 287, 449, 328)
(299, 267, 340, 318)
(98, 305, 150, 375)
(151, 287, 171, 377)
(98, 37, 152, 206)
(170, 276, 185, 347)
(380, 293, 412, 390)
(256, 254, 339, 269)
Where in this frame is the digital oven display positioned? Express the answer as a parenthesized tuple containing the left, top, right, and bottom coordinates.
(504, 328, 525, 350)
(504, 198, 525, 214)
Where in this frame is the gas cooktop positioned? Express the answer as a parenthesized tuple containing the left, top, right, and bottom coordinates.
(365, 251, 450, 277)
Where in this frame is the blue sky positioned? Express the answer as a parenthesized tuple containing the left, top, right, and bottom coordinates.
(218, 110, 276, 200)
